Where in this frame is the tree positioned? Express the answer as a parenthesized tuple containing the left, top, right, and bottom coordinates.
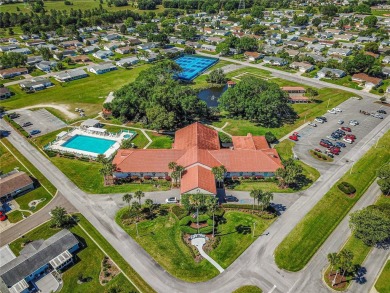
(349, 205, 390, 246)
(275, 159, 303, 188)
(207, 69, 227, 84)
(216, 42, 230, 56)
(100, 161, 116, 177)
(120, 24, 127, 34)
(250, 189, 262, 211)
(377, 163, 390, 195)
(122, 193, 133, 209)
(363, 15, 378, 28)
(188, 194, 204, 233)
(338, 249, 354, 278)
(211, 165, 226, 188)
(258, 191, 273, 211)
(144, 198, 155, 216)
(312, 18, 321, 27)
(184, 46, 195, 55)
(134, 190, 145, 205)
(131, 201, 142, 236)
(50, 206, 70, 228)
(320, 4, 338, 17)
(146, 105, 175, 131)
(205, 197, 218, 237)
(265, 132, 277, 143)
(39, 47, 52, 61)
(327, 253, 339, 279)
(0, 52, 27, 69)
(364, 42, 379, 54)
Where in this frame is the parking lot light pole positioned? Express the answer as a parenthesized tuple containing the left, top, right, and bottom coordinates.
(253, 222, 256, 238)
(327, 98, 331, 109)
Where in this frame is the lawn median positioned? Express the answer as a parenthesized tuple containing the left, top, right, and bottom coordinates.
(274, 131, 390, 271)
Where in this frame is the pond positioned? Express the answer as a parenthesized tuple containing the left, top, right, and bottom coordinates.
(198, 85, 227, 107)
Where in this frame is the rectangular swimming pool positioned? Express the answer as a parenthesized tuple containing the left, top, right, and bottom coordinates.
(175, 55, 218, 81)
(62, 135, 116, 154)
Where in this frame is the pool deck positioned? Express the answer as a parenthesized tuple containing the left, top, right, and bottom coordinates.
(47, 128, 133, 158)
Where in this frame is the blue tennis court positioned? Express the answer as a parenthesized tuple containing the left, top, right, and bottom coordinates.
(175, 55, 218, 81)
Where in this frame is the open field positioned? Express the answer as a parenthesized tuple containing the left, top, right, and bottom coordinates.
(375, 260, 390, 293)
(148, 132, 173, 149)
(8, 215, 140, 293)
(1, 66, 150, 121)
(116, 208, 274, 282)
(274, 131, 390, 271)
(321, 76, 363, 91)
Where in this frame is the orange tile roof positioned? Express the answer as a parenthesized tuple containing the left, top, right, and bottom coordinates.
(176, 147, 221, 168)
(173, 122, 220, 150)
(180, 165, 217, 194)
(232, 133, 269, 150)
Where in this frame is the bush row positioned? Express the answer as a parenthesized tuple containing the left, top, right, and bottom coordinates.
(338, 181, 356, 194)
(179, 214, 210, 226)
(180, 225, 214, 235)
(171, 205, 188, 220)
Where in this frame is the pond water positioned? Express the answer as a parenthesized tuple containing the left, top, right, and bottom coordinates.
(198, 85, 228, 107)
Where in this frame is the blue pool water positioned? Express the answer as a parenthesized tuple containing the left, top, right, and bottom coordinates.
(175, 55, 218, 80)
(62, 135, 116, 154)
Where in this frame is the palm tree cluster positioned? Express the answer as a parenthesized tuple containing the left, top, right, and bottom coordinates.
(249, 189, 274, 211)
(122, 191, 152, 237)
(168, 162, 185, 187)
(327, 249, 355, 286)
(211, 165, 227, 188)
(98, 155, 116, 178)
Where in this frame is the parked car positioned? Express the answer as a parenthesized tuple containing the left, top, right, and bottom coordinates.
(327, 135, 337, 141)
(0, 211, 6, 221)
(29, 129, 41, 135)
(293, 132, 299, 136)
(165, 197, 178, 204)
(22, 122, 32, 127)
(225, 195, 239, 202)
(341, 127, 351, 132)
(9, 113, 20, 119)
(334, 108, 342, 112)
(319, 117, 327, 122)
(308, 122, 317, 127)
(338, 120, 344, 125)
(374, 113, 383, 119)
(320, 141, 330, 148)
(315, 118, 325, 123)
(345, 134, 356, 140)
(349, 120, 359, 126)
(335, 142, 346, 148)
(327, 153, 334, 158)
(377, 109, 387, 114)
(343, 138, 353, 144)
(328, 109, 336, 114)
(289, 135, 298, 141)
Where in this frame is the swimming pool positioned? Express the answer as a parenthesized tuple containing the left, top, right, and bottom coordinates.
(62, 135, 116, 154)
(175, 55, 218, 80)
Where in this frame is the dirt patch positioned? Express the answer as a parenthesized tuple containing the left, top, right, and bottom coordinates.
(326, 271, 348, 290)
(99, 256, 120, 285)
(190, 222, 208, 229)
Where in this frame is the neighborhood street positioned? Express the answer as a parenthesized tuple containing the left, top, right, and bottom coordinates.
(1, 109, 389, 293)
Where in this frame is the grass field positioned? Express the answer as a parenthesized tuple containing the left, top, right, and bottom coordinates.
(6, 210, 29, 223)
(1, 66, 150, 121)
(116, 209, 274, 281)
(9, 216, 141, 293)
(233, 285, 263, 293)
(375, 261, 390, 293)
(274, 131, 390, 271)
(148, 132, 173, 149)
(321, 76, 363, 91)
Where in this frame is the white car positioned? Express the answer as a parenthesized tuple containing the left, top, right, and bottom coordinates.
(165, 197, 178, 204)
(315, 118, 325, 123)
(343, 138, 353, 144)
(308, 122, 317, 127)
(328, 109, 336, 114)
(338, 120, 344, 125)
(334, 108, 342, 112)
(349, 120, 359, 126)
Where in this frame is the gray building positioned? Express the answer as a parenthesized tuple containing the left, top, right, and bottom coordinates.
(54, 69, 88, 82)
(0, 171, 34, 200)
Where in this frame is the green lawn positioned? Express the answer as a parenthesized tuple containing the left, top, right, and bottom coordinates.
(148, 132, 173, 149)
(215, 86, 356, 139)
(9, 217, 139, 293)
(50, 157, 170, 193)
(274, 131, 390, 271)
(6, 210, 29, 223)
(321, 76, 363, 90)
(15, 188, 51, 212)
(116, 209, 274, 281)
(372, 9, 390, 16)
(370, 79, 390, 96)
(1, 66, 150, 121)
(375, 261, 390, 293)
(233, 285, 263, 293)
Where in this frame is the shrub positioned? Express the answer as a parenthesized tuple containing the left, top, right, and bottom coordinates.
(207, 218, 214, 226)
(197, 214, 210, 222)
(179, 216, 192, 226)
(338, 181, 356, 194)
(171, 205, 188, 219)
(378, 88, 384, 94)
(219, 132, 232, 143)
(180, 226, 198, 234)
(199, 226, 213, 234)
(265, 131, 277, 143)
(260, 213, 276, 219)
(45, 150, 57, 157)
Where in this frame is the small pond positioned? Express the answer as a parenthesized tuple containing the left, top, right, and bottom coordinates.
(198, 85, 227, 107)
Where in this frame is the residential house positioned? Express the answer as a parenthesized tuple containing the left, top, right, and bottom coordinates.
(70, 55, 91, 63)
(201, 44, 217, 52)
(185, 41, 201, 48)
(113, 122, 283, 195)
(82, 45, 99, 54)
(356, 36, 377, 43)
(26, 56, 44, 66)
(169, 37, 186, 45)
(327, 48, 352, 56)
(54, 69, 88, 82)
(382, 56, 390, 64)
(0, 87, 11, 100)
(8, 48, 31, 55)
(25, 40, 46, 47)
(263, 56, 288, 66)
(0, 45, 19, 52)
(244, 51, 263, 61)
(127, 38, 142, 46)
(352, 73, 383, 89)
(364, 51, 379, 58)
(0, 229, 79, 293)
(89, 63, 117, 75)
(102, 34, 120, 41)
(285, 41, 305, 48)
(206, 36, 224, 44)
(139, 52, 158, 62)
(137, 43, 157, 50)
(60, 40, 83, 48)
(83, 37, 98, 44)
(116, 57, 139, 67)
(307, 43, 325, 52)
(93, 50, 114, 60)
(20, 77, 53, 91)
(35, 61, 57, 72)
(285, 49, 300, 57)
(334, 34, 354, 41)
(382, 67, 390, 77)
(214, 30, 230, 36)
(317, 67, 346, 79)
(281, 86, 306, 93)
(103, 42, 119, 51)
(0, 170, 34, 200)
(115, 46, 133, 54)
(0, 68, 28, 79)
(290, 61, 315, 73)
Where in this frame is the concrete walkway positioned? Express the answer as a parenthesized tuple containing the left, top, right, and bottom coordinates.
(191, 237, 224, 273)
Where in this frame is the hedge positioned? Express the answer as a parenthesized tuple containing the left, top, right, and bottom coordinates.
(180, 226, 198, 234)
(199, 226, 213, 234)
(207, 218, 214, 226)
(179, 214, 210, 226)
(179, 216, 193, 226)
(338, 181, 356, 194)
(171, 205, 188, 220)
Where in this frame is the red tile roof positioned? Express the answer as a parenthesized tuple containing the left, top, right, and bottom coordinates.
(180, 165, 217, 194)
(352, 73, 382, 85)
(173, 122, 220, 150)
(232, 133, 269, 150)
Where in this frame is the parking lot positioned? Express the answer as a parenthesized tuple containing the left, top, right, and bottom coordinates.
(293, 97, 389, 173)
(11, 109, 67, 137)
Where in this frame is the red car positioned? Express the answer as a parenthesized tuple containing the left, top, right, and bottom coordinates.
(289, 135, 298, 141)
(341, 127, 351, 132)
(293, 132, 299, 136)
(0, 212, 7, 222)
(345, 134, 356, 139)
(314, 148, 322, 153)
(320, 141, 331, 148)
(330, 147, 340, 154)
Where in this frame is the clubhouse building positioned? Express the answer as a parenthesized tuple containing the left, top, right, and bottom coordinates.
(113, 122, 283, 195)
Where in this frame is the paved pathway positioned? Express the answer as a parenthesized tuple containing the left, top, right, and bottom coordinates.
(191, 237, 224, 273)
(1, 115, 388, 293)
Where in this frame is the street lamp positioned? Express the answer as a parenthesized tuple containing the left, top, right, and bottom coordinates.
(197, 189, 200, 234)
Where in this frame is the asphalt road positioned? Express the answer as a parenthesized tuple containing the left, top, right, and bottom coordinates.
(0, 192, 77, 246)
(1, 112, 389, 293)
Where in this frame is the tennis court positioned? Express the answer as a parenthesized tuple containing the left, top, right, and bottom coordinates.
(175, 55, 218, 80)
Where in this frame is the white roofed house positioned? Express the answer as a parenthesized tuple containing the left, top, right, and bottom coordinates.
(263, 56, 288, 66)
(201, 44, 217, 52)
(116, 57, 139, 67)
(53, 69, 88, 82)
(35, 61, 57, 72)
(317, 67, 346, 79)
(19, 77, 53, 91)
(290, 61, 314, 73)
(89, 63, 117, 75)
(93, 50, 114, 60)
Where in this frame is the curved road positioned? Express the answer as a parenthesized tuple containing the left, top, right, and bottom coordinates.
(1, 112, 389, 292)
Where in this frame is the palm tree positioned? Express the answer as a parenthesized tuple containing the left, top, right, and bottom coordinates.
(175, 165, 185, 186)
(188, 194, 203, 233)
(259, 191, 273, 211)
(50, 206, 69, 228)
(134, 190, 145, 205)
(250, 189, 262, 211)
(122, 193, 133, 210)
(131, 201, 142, 237)
(211, 165, 226, 188)
(327, 252, 339, 281)
(144, 199, 154, 216)
(168, 162, 178, 188)
(206, 197, 218, 237)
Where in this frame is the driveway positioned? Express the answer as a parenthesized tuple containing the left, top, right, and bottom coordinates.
(0, 245, 16, 267)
